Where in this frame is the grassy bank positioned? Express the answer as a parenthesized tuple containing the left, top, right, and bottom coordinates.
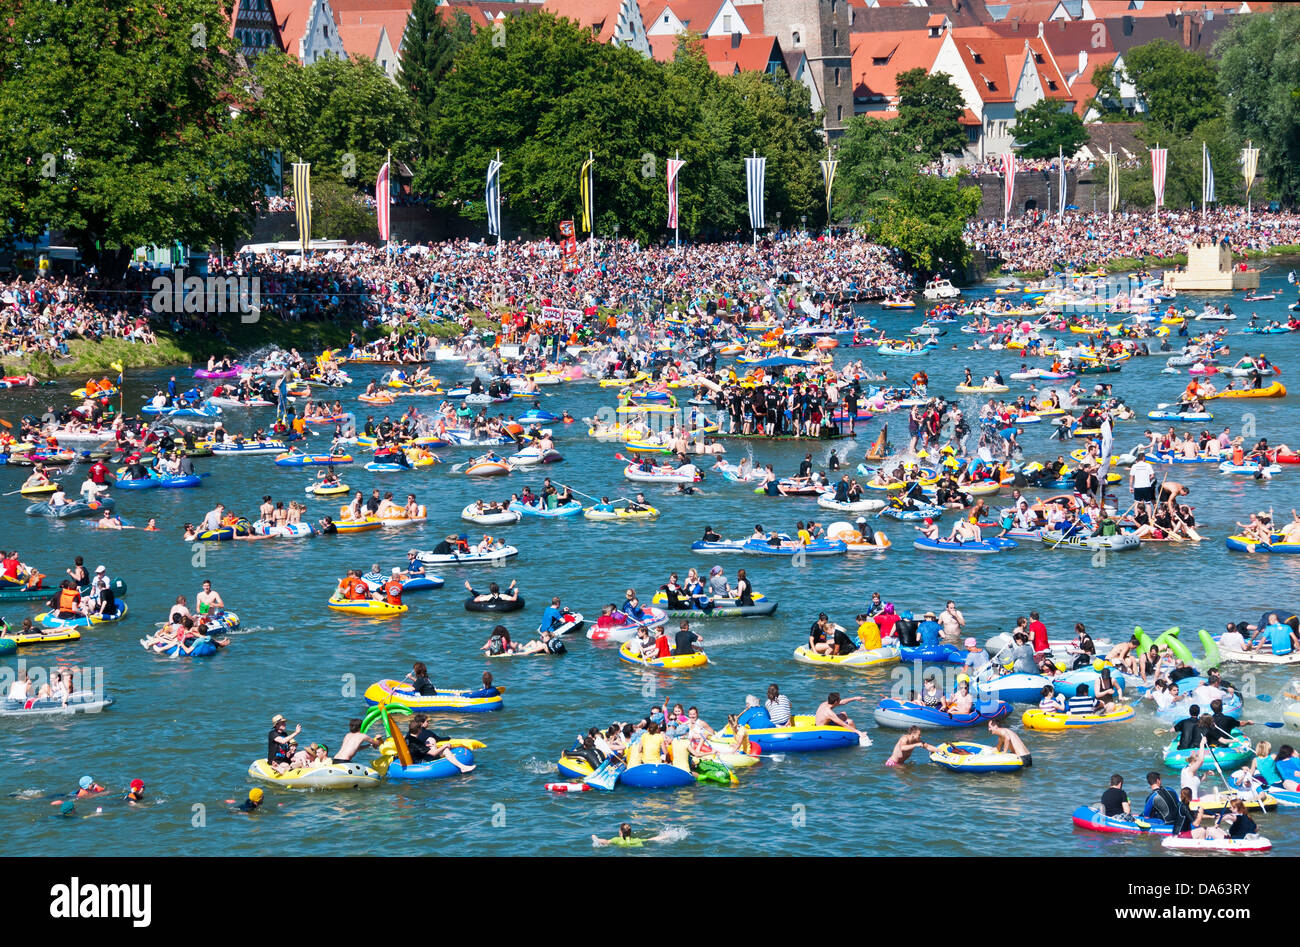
(0, 311, 489, 380)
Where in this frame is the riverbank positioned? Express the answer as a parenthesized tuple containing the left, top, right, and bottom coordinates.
(0, 312, 485, 380)
(1004, 243, 1300, 281)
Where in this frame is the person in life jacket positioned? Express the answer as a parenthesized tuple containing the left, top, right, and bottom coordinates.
(337, 569, 369, 601)
(49, 581, 83, 619)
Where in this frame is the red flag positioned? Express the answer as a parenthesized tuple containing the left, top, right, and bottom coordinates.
(376, 161, 390, 240)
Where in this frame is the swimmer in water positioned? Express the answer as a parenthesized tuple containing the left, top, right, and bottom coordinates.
(591, 822, 674, 847)
(884, 726, 935, 767)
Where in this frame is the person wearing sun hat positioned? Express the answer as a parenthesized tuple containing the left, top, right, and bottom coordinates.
(917, 611, 943, 648)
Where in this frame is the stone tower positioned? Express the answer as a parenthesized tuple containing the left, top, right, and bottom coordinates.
(762, 0, 854, 137)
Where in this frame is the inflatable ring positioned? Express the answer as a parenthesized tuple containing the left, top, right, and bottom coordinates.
(464, 595, 525, 613)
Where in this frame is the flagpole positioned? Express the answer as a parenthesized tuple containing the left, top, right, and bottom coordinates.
(1246, 140, 1252, 222)
(588, 149, 594, 265)
(385, 149, 391, 262)
(1058, 145, 1064, 222)
(496, 150, 502, 267)
(674, 150, 680, 252)
(1201, 142, 1206, 220)
(752, 150, 758, 248)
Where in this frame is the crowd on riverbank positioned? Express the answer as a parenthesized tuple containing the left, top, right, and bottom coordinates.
(965, 208, 1300, 274)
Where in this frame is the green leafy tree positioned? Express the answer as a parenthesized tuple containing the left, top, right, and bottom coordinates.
(1013, 100, 1089, 159)
(308, 174, 376, 240)
(0, 0, 274, 276)
(865, 175, 981, 273)
(831, 116, 924, 220)
(1120, 40, 1222, 136)
(896, 69, 966, 160)
(399, 0, 472, 153)
(256, 52, 415, 194)
(1119, 118, 1245, 210)
(421, 14, 821, 240)
(1217, 5, 1300, 204)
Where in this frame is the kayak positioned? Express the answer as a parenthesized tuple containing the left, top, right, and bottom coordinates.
(247, 758, 381, 789)
(1161, 835, 1272, 853)
(1021, 704, 1135, 731)
(326, 596, 407, 617)
(913, 536, 1018, 554)
(1071, 804, 1173, 835)
(872, 698, 1011, 729)
(0, 691, 115, 716)
(34, 603, 129, 629)
(930, 742, 1027, 773)
(364, 679, 504, 712)
(792, 645, 900, 668)
(617, 640, 708, 669)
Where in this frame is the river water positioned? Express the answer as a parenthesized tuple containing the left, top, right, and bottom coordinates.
(3, 270, 1299, 857)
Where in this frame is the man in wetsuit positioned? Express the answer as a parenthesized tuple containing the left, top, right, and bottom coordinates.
(1141, 771, 1179, 824)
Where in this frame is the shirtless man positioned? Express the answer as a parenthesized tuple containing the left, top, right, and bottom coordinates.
(815, 692, 866, 736)
(884, 726, 934, 767)
(333, 718, 382, 763)
(988, 719, 1031, 765)
(196, 580, 224, 618)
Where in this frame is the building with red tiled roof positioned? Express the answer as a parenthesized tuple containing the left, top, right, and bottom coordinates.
(930, 25, 1075, 158)
(850, 27, 946, 116)
(330, 1, 411, 78)
(542, 0, 652, 55)
(700, 33, 790, 74)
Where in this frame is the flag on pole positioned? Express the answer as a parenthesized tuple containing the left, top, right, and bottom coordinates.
(375, 160, 391, 241)
(1001, 152, 1016, 215)
(820, 156, 838, 221)
(486, 156, 502, 237)
(1242, 141, 1259, 195)
(1150, 146, 1167, 209)
(1058, 146, 1066, 219)
(666, 157, 684, 230)
(579, 154, 594, 234)
(1202, 142, 1215, 206)
(292, 162, 312, 253)
(1106, 151, 1118, 213)
(745, 155, 766, 231)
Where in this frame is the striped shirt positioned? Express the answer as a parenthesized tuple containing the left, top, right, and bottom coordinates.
(1068, 694, 1099, 715)
(765, 695, 792, 726)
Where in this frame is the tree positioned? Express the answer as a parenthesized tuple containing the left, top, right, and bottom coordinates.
(420, 13, 822, 240)
(1120, 118, 1245, 210)
(1014, 100, 1089, 159)
(865, 175, 981, 272)
(1119, 40, 1222, 136)
(1217, 5, 1300, 204)
(255, 52, 415, 195)
(896, 69, 967, 161)
(832, 116, 925, 221)
(308, 175, 376, 240)
(0, 0, 273, 276)
(399, 0, 473, 152)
